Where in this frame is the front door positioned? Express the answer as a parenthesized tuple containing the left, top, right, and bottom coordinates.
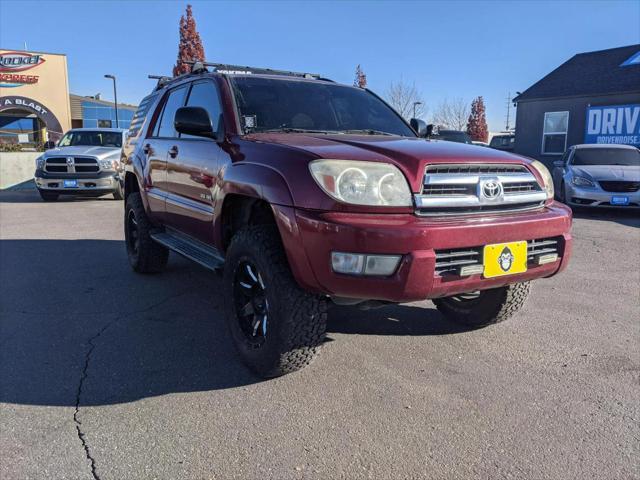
(165, 80, 225, 244)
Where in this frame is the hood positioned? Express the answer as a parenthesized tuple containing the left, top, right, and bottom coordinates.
(44, 145, 121, 160)
(570, 164, 640, 182)
(245, 133, 531, 191)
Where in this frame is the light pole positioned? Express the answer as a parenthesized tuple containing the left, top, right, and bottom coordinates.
(104, 74, 119, 128)
(412, 101, 423, 119)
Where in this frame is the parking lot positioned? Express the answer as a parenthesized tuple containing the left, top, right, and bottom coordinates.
(0, 188, 638, 480)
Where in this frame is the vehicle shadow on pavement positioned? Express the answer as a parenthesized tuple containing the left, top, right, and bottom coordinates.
(328, 304, 469, 336)
(0, 238, 464, 407)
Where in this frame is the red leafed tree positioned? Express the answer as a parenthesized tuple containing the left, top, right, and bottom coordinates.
(173, 4, 206, 77)
(354, 64, 367, 88)
(466, 96, 488, 142)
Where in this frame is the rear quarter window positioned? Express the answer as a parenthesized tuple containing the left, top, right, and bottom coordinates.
(128, 93, 159, 138)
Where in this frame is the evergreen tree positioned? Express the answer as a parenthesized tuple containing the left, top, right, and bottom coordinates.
(466, 96, 488, 142)
(173, 5, 206, 77)
(354, 64, 367, 88)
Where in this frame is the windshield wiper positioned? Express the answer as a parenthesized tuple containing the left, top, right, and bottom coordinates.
(258, 127, 339, 134)
(342, 129, 394, 136)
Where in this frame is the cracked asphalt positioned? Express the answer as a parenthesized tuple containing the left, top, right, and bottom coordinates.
(1, 188, 638, 480)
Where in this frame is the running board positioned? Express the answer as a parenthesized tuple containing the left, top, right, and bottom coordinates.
(150, 230, 224, 272)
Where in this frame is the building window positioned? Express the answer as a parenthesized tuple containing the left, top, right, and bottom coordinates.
(542, 111, 568, 155)
(98, 119, 112, 128)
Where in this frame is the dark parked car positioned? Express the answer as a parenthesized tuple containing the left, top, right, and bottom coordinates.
(552, 144, 640, 208)
(490, 134, 515, 152)
(431, 129, 472, 144)
(122, 62, 572, 377)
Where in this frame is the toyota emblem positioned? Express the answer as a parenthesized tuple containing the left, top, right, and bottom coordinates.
(481, 179, 502, 199)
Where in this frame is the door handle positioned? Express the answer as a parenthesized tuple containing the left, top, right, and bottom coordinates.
(168, 145, 179, 158)
(143, 143, 151, 155)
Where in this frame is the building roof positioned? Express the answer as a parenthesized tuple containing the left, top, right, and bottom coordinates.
(69, 93, 137, 119)
(513, 45, 640, 102)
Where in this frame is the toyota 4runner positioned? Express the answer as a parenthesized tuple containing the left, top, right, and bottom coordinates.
(122, 62, 572, 378)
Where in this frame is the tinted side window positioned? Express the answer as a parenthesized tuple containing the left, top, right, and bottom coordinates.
(128, 93, 158, 138)
(155, 86, 188, 138)
(184, 81, 222, 137)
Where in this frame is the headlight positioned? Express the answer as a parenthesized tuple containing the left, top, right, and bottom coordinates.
(99, 158, 117, 170)
(571, 176, 595, 187)
(35, 156, 45, 169)
(309, 159, 412, 206)
(530, 160, 554, 199)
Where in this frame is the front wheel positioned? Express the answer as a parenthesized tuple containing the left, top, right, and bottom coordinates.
(433, 282, 531, 328)
(223, 225, 327, 378)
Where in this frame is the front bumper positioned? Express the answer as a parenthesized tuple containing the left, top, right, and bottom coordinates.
(34, 169, 120, 194)
(566, 183, 640, 208)
(282, 202, 572, 303)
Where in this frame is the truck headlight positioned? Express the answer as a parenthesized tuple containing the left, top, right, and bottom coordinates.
(571, 176, 595, 187)
(309, 159, 412, 206)
(99, 158, 117, 170)
(530, 160, 554, 199)
(35, 156, 45, 169)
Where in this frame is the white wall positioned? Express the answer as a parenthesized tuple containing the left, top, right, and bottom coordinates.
(0, 152, 39, 189)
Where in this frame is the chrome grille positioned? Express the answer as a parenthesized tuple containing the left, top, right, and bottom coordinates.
(415, 163, 546, 216)
(527, 238, 560, 260)
(44, 156, 99, 174)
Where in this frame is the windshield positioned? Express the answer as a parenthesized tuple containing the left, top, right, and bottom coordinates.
(230, 77, 415, 137)
(437, 131, 472, 143)
(572, 148, 640, 166)
(58, 131, 123, 148)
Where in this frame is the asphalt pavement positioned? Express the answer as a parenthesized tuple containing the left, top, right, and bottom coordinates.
(1, 188, 638, 480)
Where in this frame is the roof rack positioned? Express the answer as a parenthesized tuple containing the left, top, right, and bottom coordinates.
(148, 74, 173, 90)
(184, 60, 323, 80)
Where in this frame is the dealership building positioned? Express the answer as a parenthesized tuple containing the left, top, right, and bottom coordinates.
(0, 49, 136, 145)
(513, 44, 640, 166)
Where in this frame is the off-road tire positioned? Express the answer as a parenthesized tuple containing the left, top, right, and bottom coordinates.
(39, 190, 58, 202)
(113, 181, 124, 200)
(433, 282, 531, 328)
(124, 192, 169, 273)
(224, 225, 327, 378)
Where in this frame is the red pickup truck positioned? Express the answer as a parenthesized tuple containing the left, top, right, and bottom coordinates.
(122, 63, 572, 377)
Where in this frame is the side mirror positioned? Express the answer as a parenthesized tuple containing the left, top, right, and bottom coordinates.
(174, 106, 216, 140)
(410, 118, 428, 138)
(426, 124, 434, 137)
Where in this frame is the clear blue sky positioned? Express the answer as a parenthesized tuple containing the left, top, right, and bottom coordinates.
(1, 0, 639, 131)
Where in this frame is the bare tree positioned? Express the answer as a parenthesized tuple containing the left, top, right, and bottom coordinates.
(385, 79, 426, 119)
(433, 97, 470, 130)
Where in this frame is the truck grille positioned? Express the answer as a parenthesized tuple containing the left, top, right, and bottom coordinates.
(598, 181, 640, 193)
(44, 156, 99, 174)
(434, 237, 562, 276)
(415, 164, 546, 216)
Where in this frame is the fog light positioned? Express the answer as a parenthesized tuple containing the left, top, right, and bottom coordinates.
(364, 255, 401, 276)
(331, 252, 401, 276)
(331, 252, 365, 274)
(537, 253, 558, 265)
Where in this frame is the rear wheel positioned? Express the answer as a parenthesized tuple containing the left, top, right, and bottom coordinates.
(224, 225, 327, 378)
(124, 192, 169, 273)
(433, 282, 531, 328)
(38, 190, 58, 202)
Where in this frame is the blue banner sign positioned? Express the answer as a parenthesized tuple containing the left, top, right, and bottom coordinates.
(585, 104, 640, 146)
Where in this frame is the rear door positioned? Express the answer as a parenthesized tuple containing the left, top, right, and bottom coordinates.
(144, 85, 189, 219)
(165, 80, 226, 244)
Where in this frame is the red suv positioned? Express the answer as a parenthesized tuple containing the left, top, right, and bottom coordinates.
(122, 63, 572, 377)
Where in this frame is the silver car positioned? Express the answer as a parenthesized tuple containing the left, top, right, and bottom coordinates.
(34, 128, 126, 201)
(552, 144, 640, 208)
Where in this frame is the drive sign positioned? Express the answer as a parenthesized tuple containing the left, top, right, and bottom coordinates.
(585, 104, 640, 146)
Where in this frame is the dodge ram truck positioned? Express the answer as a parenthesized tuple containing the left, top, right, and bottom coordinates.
(122, 62, 572, 378)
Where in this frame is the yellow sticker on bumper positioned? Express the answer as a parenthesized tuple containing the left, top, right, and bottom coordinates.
(483, 241, 528, 278)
